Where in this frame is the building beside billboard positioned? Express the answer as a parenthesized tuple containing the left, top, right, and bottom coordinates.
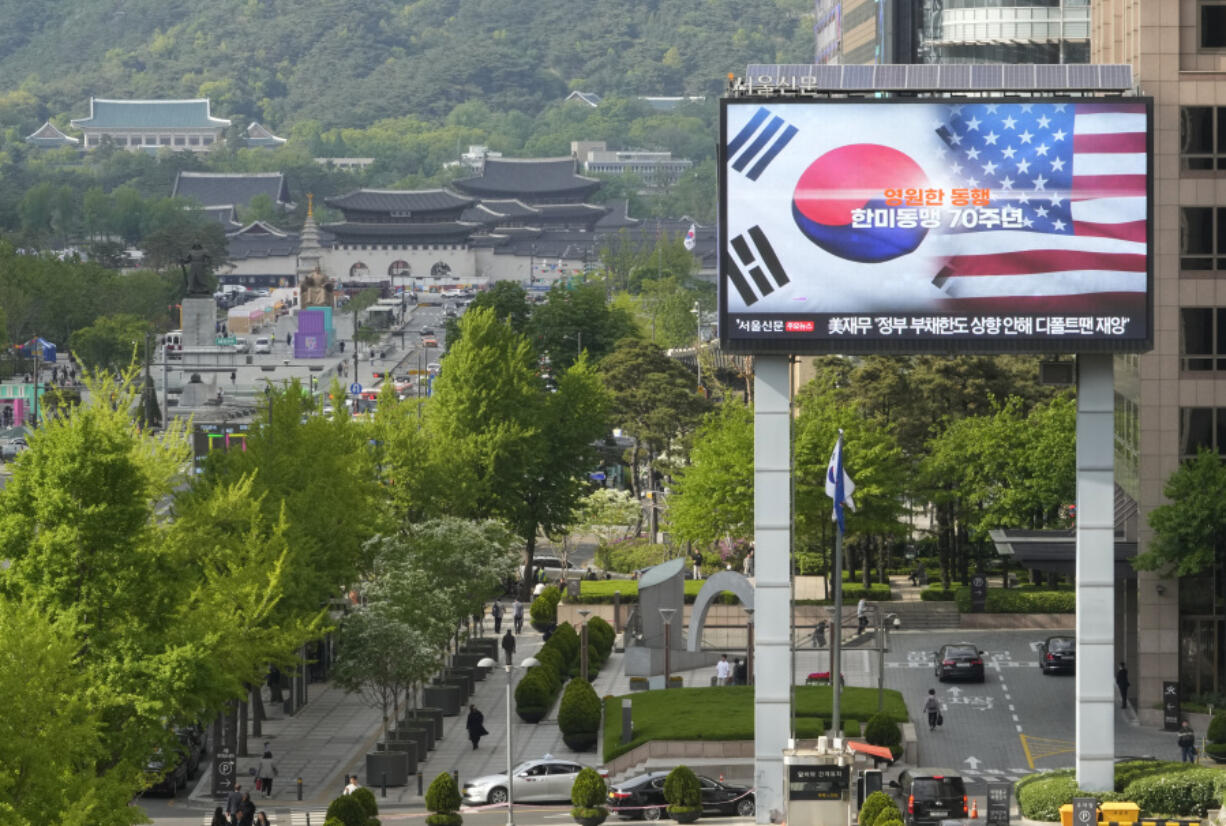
(920, 0, 1091, 65)
(1094, 0, 1226, 722)
(814, 0, 920, 64)
(720, 96, 1153, 353)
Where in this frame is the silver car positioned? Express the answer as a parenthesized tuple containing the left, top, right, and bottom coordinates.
(462, 758, 605, 805)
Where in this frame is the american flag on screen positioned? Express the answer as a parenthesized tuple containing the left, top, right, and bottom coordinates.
(931, 101, 1148, 311)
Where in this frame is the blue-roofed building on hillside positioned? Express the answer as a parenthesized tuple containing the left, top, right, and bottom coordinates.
(70, 98, 231, 151)
(244, 122, 286, 148)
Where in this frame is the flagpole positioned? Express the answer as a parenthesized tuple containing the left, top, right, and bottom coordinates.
(830, 431, 844, 739)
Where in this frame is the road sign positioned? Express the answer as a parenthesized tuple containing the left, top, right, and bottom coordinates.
(215, 336, 237, 346)
(987, 782, 1012, 826)
(1164, 681, 1181, 730)
(970, 574, 988, 612)
(349, 382, 362, 395)
(1073, 798, 1097, 826)
(212, 747, 237, 796)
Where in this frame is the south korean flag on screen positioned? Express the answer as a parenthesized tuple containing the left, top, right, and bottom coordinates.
(723, 101, 1148, 316)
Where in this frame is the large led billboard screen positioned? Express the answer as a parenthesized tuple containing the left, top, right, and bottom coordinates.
(719, 98, 1153, 354)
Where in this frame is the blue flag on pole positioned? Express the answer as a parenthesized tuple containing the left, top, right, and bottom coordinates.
(825, 432, 856, 534)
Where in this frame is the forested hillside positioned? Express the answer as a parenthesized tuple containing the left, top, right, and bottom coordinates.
(0, 0, 812, 129)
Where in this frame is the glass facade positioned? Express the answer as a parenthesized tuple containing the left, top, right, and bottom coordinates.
(920, 0, 1090, 64)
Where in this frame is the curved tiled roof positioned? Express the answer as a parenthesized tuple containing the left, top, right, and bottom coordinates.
(453, 158, 600, 198)
(325, 189, 475, 213)
(322, 221, 482, 241)
(174, 172, 293, 210)
(71, 98, 231, 129)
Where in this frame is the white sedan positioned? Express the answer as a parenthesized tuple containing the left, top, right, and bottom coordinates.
(462, 758, 605, 805)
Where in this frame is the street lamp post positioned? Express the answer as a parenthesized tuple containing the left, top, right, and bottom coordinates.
(744, 606, 755, 686)
(691, 301, 702, 392)
(658, 607, 676, 687)
(478, 655, 540, 826)
(578, 609, 591, 682)
(876, 610, 900, 712)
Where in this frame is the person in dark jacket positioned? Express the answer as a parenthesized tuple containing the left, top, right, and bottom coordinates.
(238, 792, 256, 826)
(467, 704, 489, 750)
(1116, 662, 1130, 710)
(501, 629, 516, 665)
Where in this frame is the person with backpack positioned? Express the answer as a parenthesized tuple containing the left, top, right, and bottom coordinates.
(491, 601, 504, 634)
(922, 689, 942, 731)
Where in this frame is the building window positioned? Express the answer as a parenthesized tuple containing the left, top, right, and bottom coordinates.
(1180, 406, 1226, 458)
(174, 136, 186, 146)
(160, 136, 171, 146)
(1181, 107, 1226, 171)
(189, 136, 200, 146)
(1180, 308, 1226, 370)
(1181, 207, 1226, 271)
(1203, 1, 1226, 48)
(202, 136, 213, 145)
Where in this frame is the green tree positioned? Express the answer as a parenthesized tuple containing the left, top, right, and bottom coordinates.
(667, 402, 753, 548)
(530, 282, 635, 372)
(426, 307, 611, 596)
(68, 314, 152, 374)
(1139, 448, 1226, 576)
(444, 280, 531, 353)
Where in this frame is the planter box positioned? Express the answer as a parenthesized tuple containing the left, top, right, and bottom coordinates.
(366, 749, 412, 787)
(446, 667, 476, 694)
(386, 731, 427, 763)
(453, 653, 490, 679)
(396, 723, 435, 751)
(433, 676, 470, 703)
(464, 638, 498, 659)
(406, 708, 445, 739)
(422, 684, 461, 716)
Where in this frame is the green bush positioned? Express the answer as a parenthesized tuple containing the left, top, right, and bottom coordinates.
(864, 712, 902, 749)
(327, 794, 372, 826)
(1205, 743, 1226, 758)
(871, 800, 902, 826)
(571, 766, 610, 820)
(594, 538, 673, 573)
(843, 719, 860, 737)
(514, 667, 556, 723)
(559, 678, 602, 752)
(875, 818, 904, 826)
(1112, 760, 1197, 792)
(530, 586, 562, 625)
(664, 765, 702, 814)
(350, 786, 379, 819)
(534, 645, 566, 688)
(1124, 768, 1226, 816)
(1015, 772, 1127, 821)
(954, 586, 1075, 613)
(858, 790, 895, 826)
(1208, 711, 1226, 743)
(588, 616, 615, 657)
(426, 772, 462, 826)
(920, 587, 958, 602)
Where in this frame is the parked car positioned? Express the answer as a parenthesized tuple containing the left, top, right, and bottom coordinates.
(1038, 635, 1076, 675)
(1, 438, 28, 460)
(461, 758, 606, 805)
(421, 337, 439, 348)
(144, 740, 191, 797)
(889, 769, 968, 826)
(253, 336, 272, 354)
(419, 327, 435, 336)
(520, 555, 573, 582)
(609, 770, 755, 820)
(231, 336, 250, 353)
(933, 642, 985, 682)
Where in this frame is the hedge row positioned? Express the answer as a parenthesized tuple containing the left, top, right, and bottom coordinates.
(918, 585, 1074, 612)
(1016, 762, 1226, 820)
(574, 580, 893, 605)
(515, 616, 615, 725)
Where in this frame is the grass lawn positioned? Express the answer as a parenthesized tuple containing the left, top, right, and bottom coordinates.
(601, 684, 908, 762)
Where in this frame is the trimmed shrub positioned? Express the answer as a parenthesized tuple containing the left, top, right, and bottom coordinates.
(872, 801, 902, 826)
(571, 766, 609, 821)
(664, 765, 702, 815)
(551, 621, 581, 663)
(1112, 760, 1196, 792)
(1015, 773, 1124, 821)
(1208, 711, 1226, 743)
(858, 790, 895, 826)
(350, 786, 379, 819)
(534, 645, 566, 687)
(920, 587, 958, 602)
(530, 586, 562, 625)
(843, 719, 861, 737)
(426, 772, 462, 826)
(864, 712, 902, 750)
(953, 587, 1075, 613)
(588, 616, 615, 656)
(327, 794, 371, 826)
(559, 678, 602, 752)
(875, 818, 904, 826)
(514, 667, 556, 723)
(1124, 768, 1226, 816)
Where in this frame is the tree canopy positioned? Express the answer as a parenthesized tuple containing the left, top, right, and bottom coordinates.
(1139, 448, 1226, 576)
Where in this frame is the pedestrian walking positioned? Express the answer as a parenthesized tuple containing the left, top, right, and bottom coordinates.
(344, 775, 361, 795)
(502, 628, 516, 666)
(857, 597, 869, 634)
(1116, 662, 1130, 710)
(286, 332, 293, 348)
(255, 749, 277, 797)
(467, 704, 489, 750)
(210, 806, 228, 826)
(225, 783, 244, 823)
(270, 332, 276, 346)
(491, 601, 504, 634)
(743, 547, 754, 577)
(811, 620, 828, 649)
(922, 689, 942, 731)
(716, 654, 733, 686)
(231, 370, 237, 385)
(238, 791, 256, 826)
(1178, 720, 1197, 762)
(513, 598, 524, 634)
(473, 604, 485, 634)
(691, 549, 703, 580)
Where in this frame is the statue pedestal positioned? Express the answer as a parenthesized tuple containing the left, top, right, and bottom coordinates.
(181, 297, 216, 348)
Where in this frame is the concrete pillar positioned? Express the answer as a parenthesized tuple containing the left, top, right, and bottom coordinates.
(1076, 353, 1115, 790)
(754, 356, 792, 824)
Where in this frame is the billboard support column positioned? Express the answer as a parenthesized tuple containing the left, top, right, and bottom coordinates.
(754, 355, 792, 824)
(1075, 353, 1115, 790)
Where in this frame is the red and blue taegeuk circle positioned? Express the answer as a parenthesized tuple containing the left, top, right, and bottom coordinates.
(792, 144, 930, 263)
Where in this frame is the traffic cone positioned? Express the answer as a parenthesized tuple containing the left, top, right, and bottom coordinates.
(970, 799, 979, 819)
(718, 773, 725, 784)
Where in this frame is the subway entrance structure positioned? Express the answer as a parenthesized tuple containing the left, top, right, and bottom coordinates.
(718, 63, 1153, 823)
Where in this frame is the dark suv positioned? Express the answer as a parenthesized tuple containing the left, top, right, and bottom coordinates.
(890, 769, 968, 826)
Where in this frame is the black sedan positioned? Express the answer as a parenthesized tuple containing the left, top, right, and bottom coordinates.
(933, 643, 985, 682)
(609, 771, 755, 820)
(1038, 635, 1076, 675)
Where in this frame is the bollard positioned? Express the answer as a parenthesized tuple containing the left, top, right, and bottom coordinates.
(418, 772, 425, 796)
(453, 769, 459, 789)
(297, 777, 303, 801)
(382, 773, 387, 798)
(621, 698, 633, 744)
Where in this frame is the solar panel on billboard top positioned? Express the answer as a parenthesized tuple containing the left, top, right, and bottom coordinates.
(719, 97, 1153, 355)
